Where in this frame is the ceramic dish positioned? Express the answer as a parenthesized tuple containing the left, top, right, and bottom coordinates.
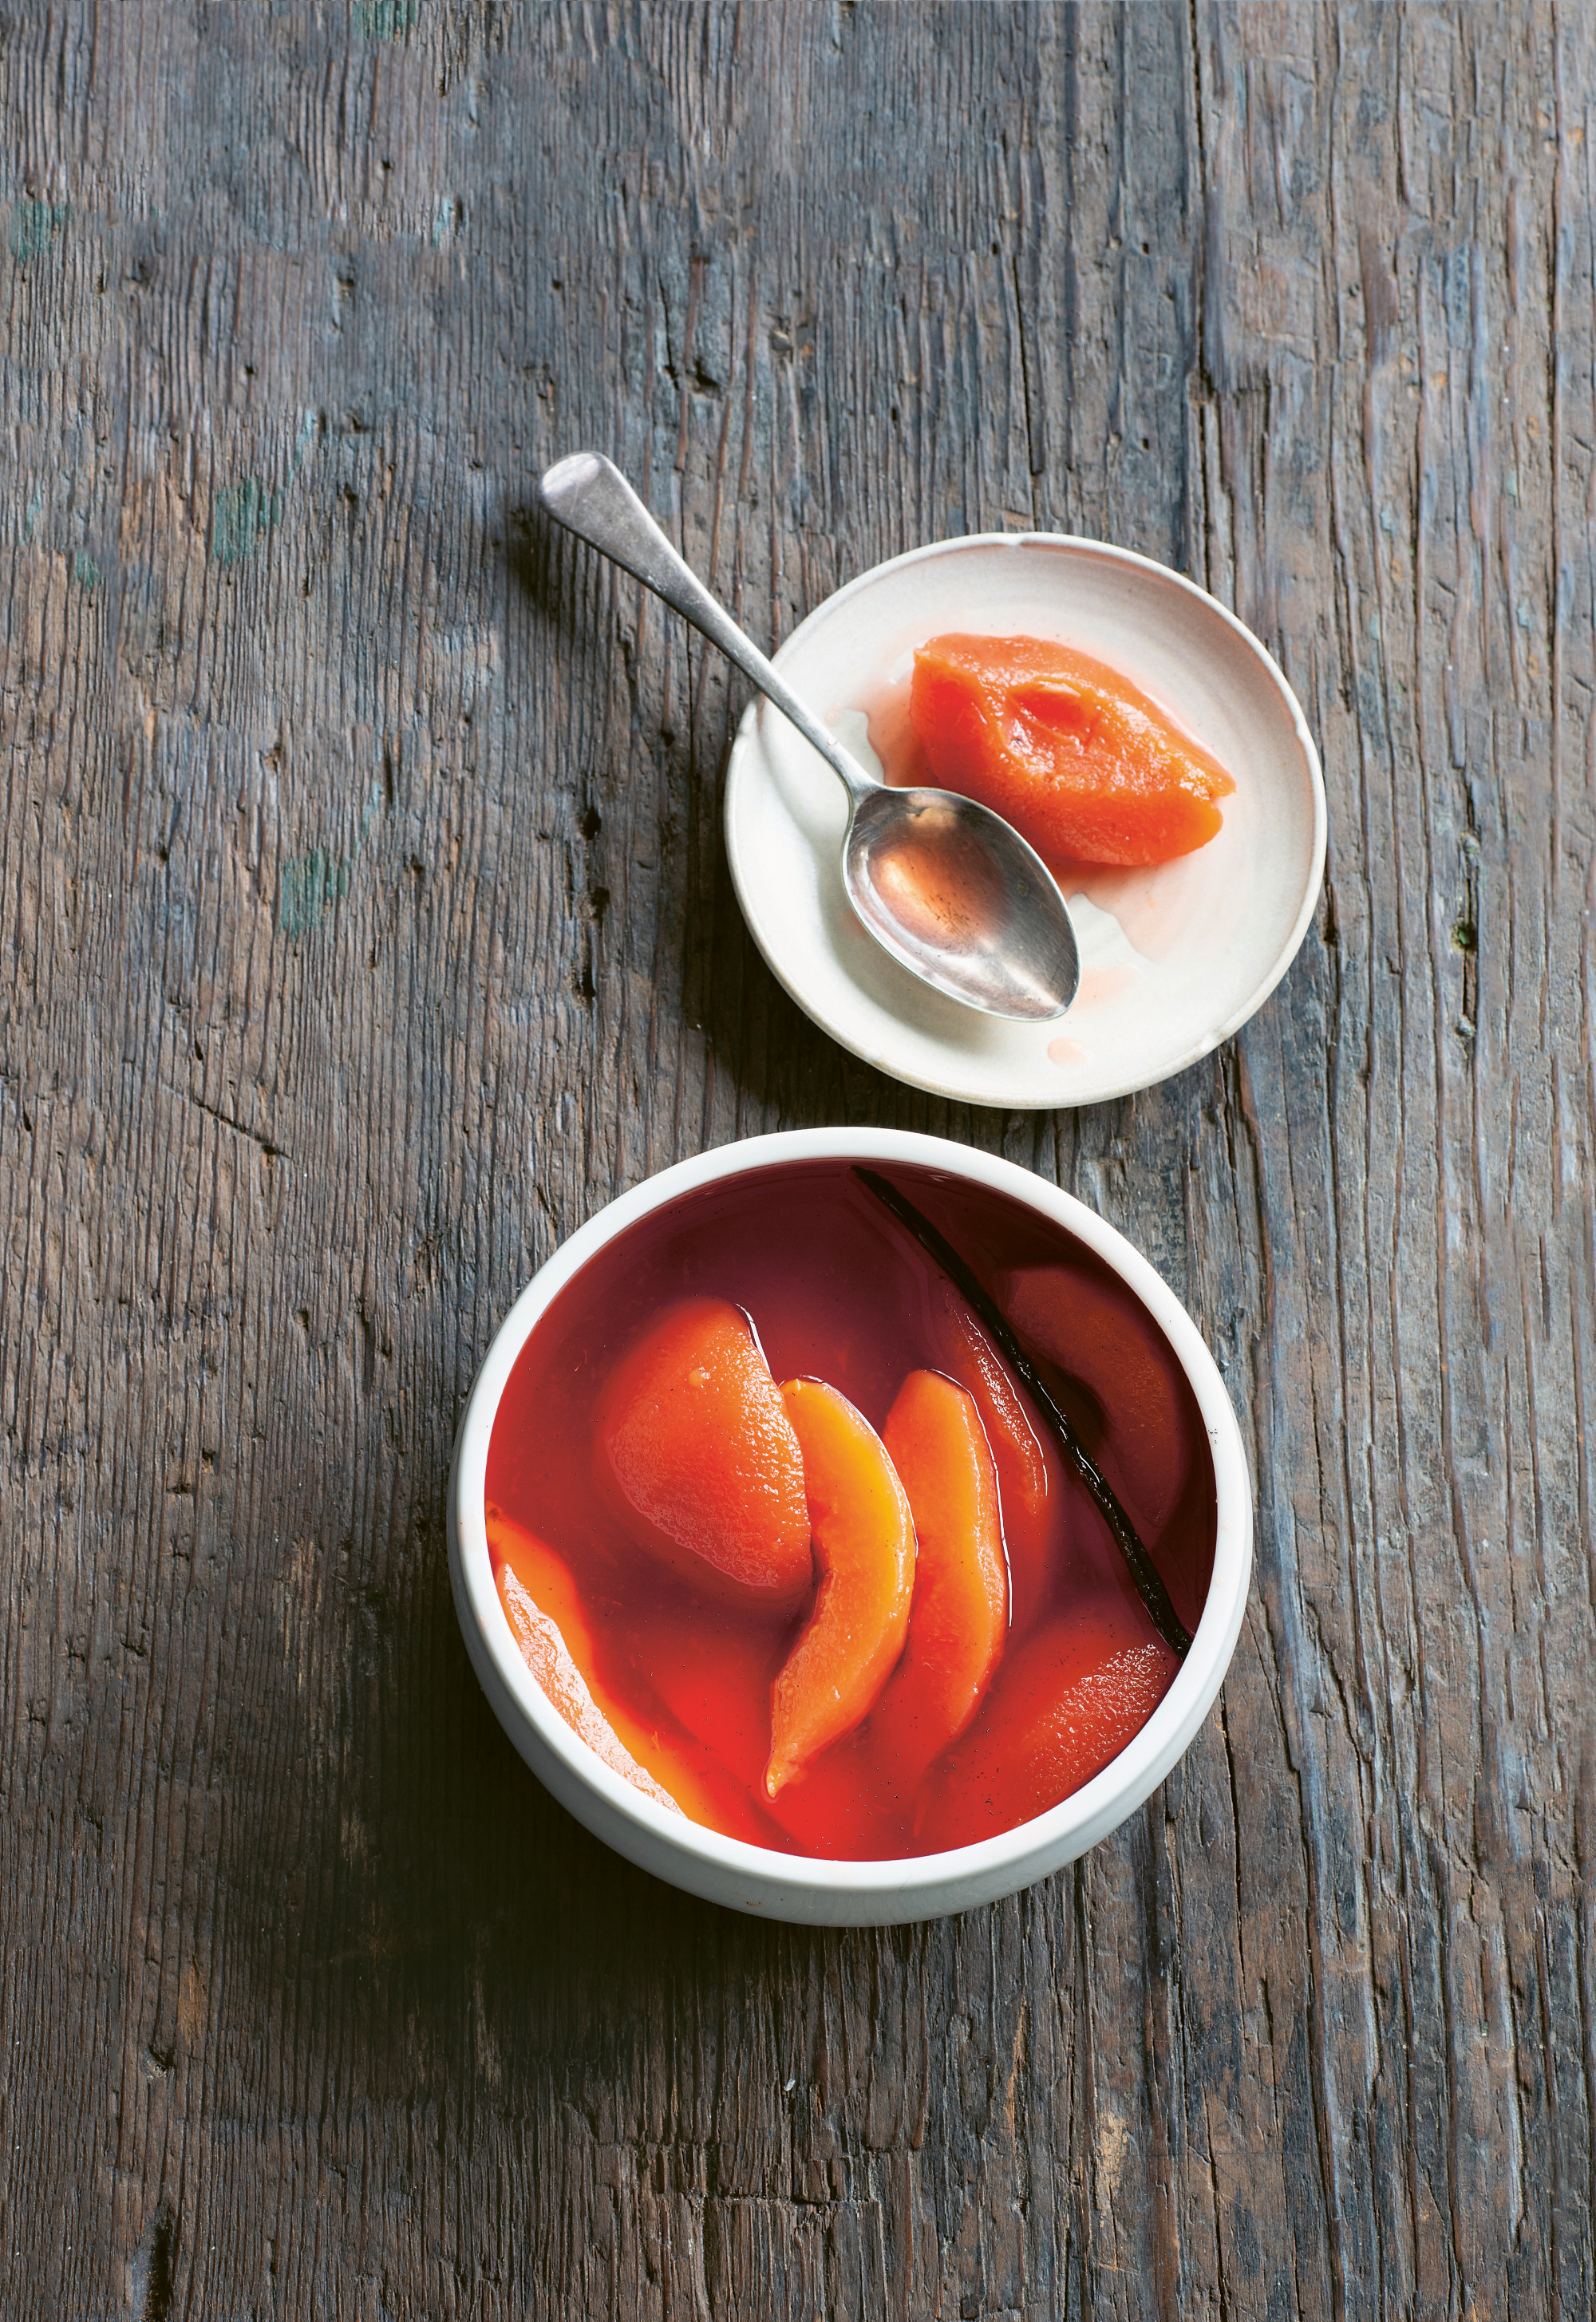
(723, 535, 1325, 1110)
(448, 1127, 1252, 1925)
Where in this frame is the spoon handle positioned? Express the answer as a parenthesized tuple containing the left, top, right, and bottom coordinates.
(539, 452, 875, 807)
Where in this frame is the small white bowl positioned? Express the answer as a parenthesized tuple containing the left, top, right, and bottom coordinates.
(448, 1127, 1252, 1925)
(724, 535, 1325, 1110)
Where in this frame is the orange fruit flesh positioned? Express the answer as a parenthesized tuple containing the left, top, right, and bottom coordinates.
(488, 1503, 678, 1810)
(914, 1601, 1179, 1853)
(926, 1279, 1061, 1638)
(910, 632, 1235, 867)
(765, 1378, 917, 1796)
(872, 1371, 1009, 1785)
(995, 1263, 1211, 1641)
(595, 1294, 812, 1606)
(621, 1591, 892, 1857)
(487, 1503, 779, 1844)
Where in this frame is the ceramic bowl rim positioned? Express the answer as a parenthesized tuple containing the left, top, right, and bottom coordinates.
(449, 1127, 1253, 1913)
(722, 530, 1328, 1108)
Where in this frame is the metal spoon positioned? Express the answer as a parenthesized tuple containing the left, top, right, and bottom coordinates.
(538, 452, 1080, 1021)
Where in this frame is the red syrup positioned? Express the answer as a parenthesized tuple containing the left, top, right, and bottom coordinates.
(484, 1160, 1216, 1859)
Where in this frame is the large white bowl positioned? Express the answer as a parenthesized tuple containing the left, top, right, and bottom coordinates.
(448, 1128, 1252, 1925)
(724, 534, 1325, 1109)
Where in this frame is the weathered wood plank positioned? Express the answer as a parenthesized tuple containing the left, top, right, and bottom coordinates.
(0, 3, 1592, 2316)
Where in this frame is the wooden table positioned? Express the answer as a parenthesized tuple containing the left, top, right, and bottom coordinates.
(3, 6, 1591, 2315)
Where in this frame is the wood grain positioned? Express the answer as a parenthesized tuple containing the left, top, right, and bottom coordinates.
(2, 3, 1592, 2315)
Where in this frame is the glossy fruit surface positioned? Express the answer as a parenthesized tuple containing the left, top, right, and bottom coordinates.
(910, 632, 1235, 867)
(596, 1294, 812, 1605)
(488, 1502, 783, 1845)
(915, 1602, 1180, 1852)
(487, 1504, 678, 1809)
(995, 1262, 1212, 1641)
(494, 1574, 678, 1815)
(765, 1379, 916, 1795)
(926, 1281, 1059, 1637)
(871, 1370, 1008, 1783)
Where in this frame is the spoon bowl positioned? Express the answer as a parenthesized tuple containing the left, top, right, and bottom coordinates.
(539, 452, 1080, 1021)
(845, 783, 1080, 1019)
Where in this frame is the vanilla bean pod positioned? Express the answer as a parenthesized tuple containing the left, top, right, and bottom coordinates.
(855, 1167, 1191, 1659)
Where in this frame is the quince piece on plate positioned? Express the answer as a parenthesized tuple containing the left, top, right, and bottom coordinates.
(910, 632, 1235, 867)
